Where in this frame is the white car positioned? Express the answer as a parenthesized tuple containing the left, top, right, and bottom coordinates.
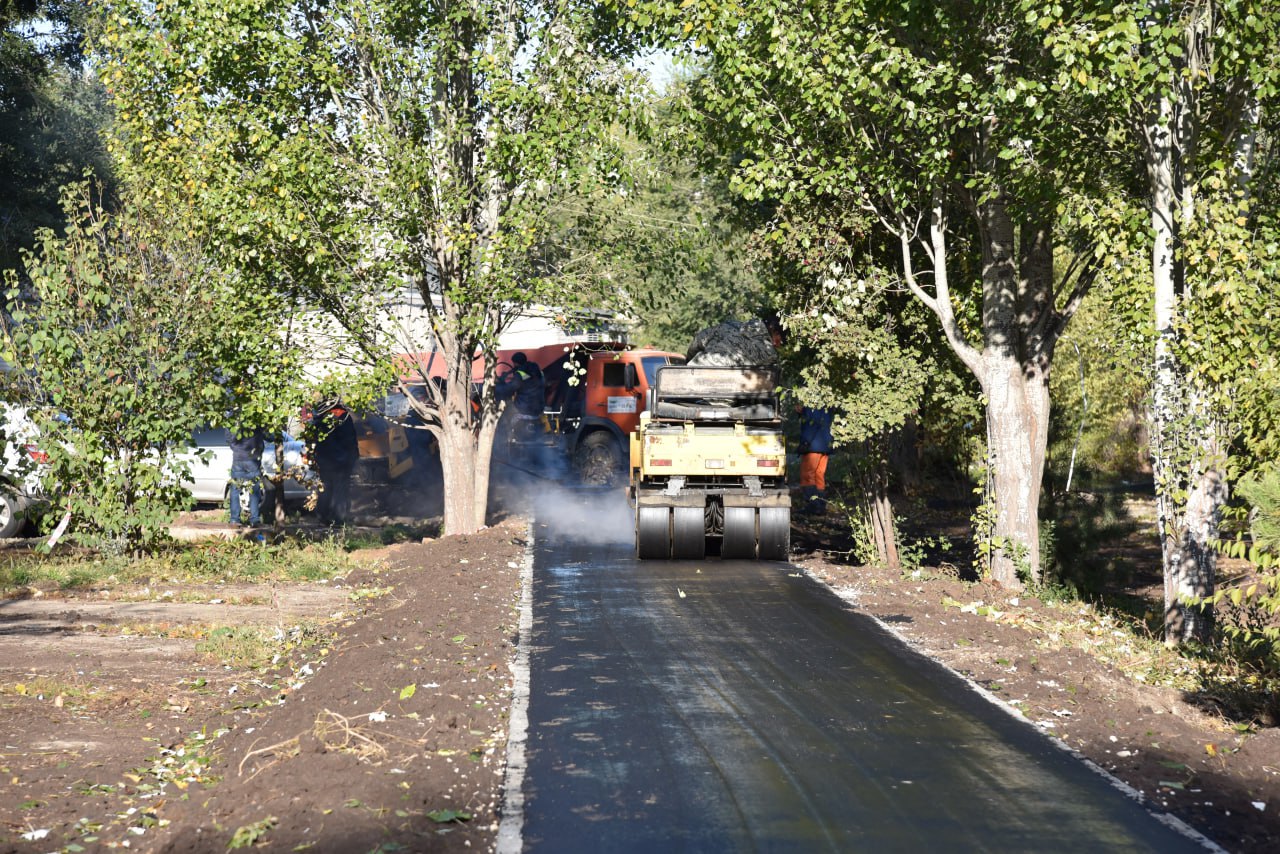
(182, 427, 313, 513)
(0, 404, 47, 538)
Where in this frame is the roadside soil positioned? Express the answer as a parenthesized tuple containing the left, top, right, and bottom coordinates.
(0, 516, 526, 853)
(0, 493, 1277, 852)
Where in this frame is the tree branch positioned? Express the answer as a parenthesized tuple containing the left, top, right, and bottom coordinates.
(893, 194, 982, 377)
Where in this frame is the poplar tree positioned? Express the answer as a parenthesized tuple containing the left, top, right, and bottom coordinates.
(99, 0, 648, 534)
(637, 0, 1128, 585)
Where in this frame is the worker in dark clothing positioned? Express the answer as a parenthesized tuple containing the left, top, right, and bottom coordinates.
(506, 352, 546, 418)
(497, 351, 548, 438)
(227, 425, 267, 527)
(798, 406, 834, 514)
(308, 400, 359, 525)
(496, 352, 551, 471)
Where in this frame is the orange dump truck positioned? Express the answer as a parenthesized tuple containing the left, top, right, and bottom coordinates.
(493, 343, 686, 486)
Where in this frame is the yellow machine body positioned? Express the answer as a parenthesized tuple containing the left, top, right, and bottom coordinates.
(631, 416, 786, 479)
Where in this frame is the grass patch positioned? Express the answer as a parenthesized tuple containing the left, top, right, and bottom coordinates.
(0, 537, 366, 595)
(1, 677, 132, 711)
(990, 597, 1199, 691)
(196, 621, 330, 670)
(944, 591, 1197, 691)
(338, 521, 441, 551)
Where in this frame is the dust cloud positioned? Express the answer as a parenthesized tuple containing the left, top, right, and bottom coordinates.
(531, 484, 635, 547)
(490, 460, 634, 547)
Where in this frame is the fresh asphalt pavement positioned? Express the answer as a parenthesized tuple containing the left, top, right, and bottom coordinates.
(514, 497, 1216, 853)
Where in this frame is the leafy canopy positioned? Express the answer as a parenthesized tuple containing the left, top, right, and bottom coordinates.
(1, 185, 287, 550)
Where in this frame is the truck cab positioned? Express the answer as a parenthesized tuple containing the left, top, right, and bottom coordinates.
(563, 349, 683, 435)
(499, 344, 685, 486)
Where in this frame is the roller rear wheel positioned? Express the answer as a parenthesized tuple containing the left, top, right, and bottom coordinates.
(721, 506, 757, 559)
(636, 506, 671, 559)
(758, 507, 791, 561)
(672, 506, 706, 560)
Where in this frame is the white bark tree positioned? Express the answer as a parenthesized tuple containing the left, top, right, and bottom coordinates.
(1052, 0, 1280, 642)
(666, 1, 1113, 584)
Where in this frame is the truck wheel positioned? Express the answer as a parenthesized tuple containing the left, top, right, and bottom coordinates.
(0, 491, 24, 539)
(576, 432, 621, 488)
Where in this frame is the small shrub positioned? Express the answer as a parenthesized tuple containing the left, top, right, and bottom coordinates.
(898, 529, 953, 577)
(1040, 491, 1142, 596)
(827, 495, 882, 567)
(1189, 568, 1280, 724)
(1238, 468, 1280, 553)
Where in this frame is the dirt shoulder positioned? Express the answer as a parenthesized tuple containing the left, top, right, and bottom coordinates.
(0, 519, 525, 853)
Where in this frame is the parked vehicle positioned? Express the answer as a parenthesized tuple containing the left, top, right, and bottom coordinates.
(0, 404, 47, 538)
(180, 427, 314, 515)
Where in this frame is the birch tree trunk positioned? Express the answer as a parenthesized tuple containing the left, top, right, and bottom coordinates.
(1145, 32, 1248, 643)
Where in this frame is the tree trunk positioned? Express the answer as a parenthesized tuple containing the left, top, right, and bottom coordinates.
(976, 196, 1051, 586)
(898, 189, 1075, 590)
(472, 413, 500, 531)
(1166, 421, 1225, 642)
(273, 441, 287, 529)
(865, 488, 899, 571)
(860, 438, 899, 570)
(1150, 88, 1185, 641)
(439, 423, 479, 537)
(433, 340, 487, 537)
(982, 354, 1050, 585)
(1148, 85, 1224, 645)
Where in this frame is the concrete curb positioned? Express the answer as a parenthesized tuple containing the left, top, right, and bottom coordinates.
(497, 524, 535, 853)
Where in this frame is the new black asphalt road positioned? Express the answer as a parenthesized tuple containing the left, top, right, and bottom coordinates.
(516, 508, 1215, 853)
